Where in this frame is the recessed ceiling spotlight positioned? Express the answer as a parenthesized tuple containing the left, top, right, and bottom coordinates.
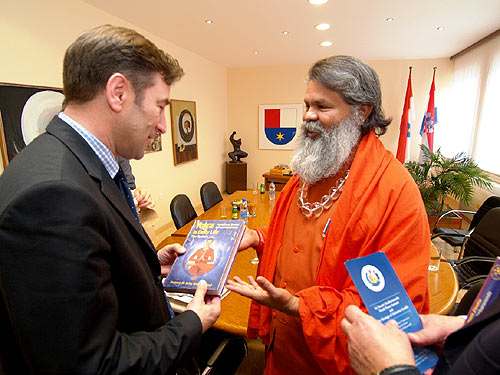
(437, 26, 445, 31)
(253, 51, 259, 55)
(308, 0, 328, 5)
(205, 19, 213, 24)
(315, 23, 331, 31)
(282, 31, 289, 35)
(386, 17, 394, 22)
(320, 41, 333, 47)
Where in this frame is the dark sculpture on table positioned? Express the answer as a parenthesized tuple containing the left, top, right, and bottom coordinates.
(228, 131, 248, 163)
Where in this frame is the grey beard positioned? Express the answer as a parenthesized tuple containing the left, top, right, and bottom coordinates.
(290, 109, 363, 185)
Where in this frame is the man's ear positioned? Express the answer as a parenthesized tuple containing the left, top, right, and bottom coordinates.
(106, 73, 129, 112)
(360, 104, 373, 121)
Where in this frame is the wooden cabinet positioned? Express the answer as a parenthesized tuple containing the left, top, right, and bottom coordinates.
(262, 172, 292, 192)
(226, 162, 247, 193)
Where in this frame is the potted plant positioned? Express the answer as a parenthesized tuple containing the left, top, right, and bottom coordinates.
(405, 145, 492, 227)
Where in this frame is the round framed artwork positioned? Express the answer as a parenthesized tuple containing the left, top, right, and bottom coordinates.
(178, 109, 195, 143)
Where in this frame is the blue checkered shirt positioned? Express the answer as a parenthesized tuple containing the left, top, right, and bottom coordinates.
(58, 112, 119, 179)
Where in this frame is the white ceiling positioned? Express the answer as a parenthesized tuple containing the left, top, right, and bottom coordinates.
(84, 0, 500, 67)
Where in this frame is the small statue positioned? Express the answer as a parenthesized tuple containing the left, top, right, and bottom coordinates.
(228, 131, 248, 163)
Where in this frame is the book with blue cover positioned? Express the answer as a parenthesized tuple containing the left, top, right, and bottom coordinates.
(345, 252, 439, 373)
(466, 256, 500, 323)
(163, 220, 246, 296)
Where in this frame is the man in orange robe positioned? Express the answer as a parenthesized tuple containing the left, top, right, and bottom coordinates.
(227, 56, 430, 375)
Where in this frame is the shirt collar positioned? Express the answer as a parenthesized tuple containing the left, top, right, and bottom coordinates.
(58, 112, 119, 178)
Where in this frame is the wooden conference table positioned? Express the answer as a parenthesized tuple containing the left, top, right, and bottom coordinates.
(157, 190, 459, 336)
(157, 190, 277, 336)
(428, 244, 459, 315)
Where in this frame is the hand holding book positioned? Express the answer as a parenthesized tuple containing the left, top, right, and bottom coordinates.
(157, 243, 187, 277)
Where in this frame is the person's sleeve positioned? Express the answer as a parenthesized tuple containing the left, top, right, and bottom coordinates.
(118, 156, 136, 190)
(444, 313, 500, 374)
(0, 181, 201, 374)
(295, 180, 430, 374)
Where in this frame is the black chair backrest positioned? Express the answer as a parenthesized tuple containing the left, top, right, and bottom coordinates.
(170, 194, 197, 230)
(469, 196, 500, 230)
(200, 182, 223, 212)
(464, 206, 500, 274)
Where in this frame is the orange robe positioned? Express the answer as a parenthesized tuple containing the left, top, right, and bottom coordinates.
(249, 132, 430, 375)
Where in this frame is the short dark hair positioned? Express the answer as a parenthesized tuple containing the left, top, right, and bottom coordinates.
(308, 55, 391, 136)
(63, 25, 184, 107)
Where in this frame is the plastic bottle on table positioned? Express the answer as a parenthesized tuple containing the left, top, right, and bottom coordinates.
(240, 198, 249, 223)
(260, 183, 266, 194)
(269, 180, 276, 201)
(231, 205, 239, 220)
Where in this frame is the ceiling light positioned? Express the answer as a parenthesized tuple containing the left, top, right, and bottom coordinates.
(437, 26, 445, 31)
(308, 0, 328, 5)
(320, 41, 333, 47)
(205, 19, 213, 24)
(386, 17, 394, 22)
(315, 23, 331, 31)
(282, 31, 289, 35)
(253, 51, 259, 55)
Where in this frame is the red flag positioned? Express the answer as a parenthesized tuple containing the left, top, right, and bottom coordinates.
(420, 69, 438, 157)
(396, 68, 414, 163)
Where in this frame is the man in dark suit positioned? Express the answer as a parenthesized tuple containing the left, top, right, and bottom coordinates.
(340, 299, 500, 374)
(0, 25, 220, 374)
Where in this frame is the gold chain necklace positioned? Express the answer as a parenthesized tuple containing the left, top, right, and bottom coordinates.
(297, 170, 349, 219)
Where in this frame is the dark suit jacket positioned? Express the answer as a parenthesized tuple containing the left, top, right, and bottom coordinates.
(0, 117, 201, 374)
(434, 297, 500, 374)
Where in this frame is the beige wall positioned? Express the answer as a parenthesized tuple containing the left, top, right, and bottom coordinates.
(227, 58, 454, 187)
(0, 0, 229, 235)
(2, 1, 477, 236)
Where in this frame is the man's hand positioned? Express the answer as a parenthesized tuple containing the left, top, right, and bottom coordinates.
(226, 276, 299, 316)
(238, 229, 260, 251)
(157, 243, 186, 277)
(133, 187, 155, 209)
(341, 305, 416, 375)
(186, 280, 221, 333)
(408, 314, 465, 351)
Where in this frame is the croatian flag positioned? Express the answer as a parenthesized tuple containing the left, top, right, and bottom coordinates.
(419, 69, 438, 160)
(396, 68, 415, 163)
(259, 104, 302, 150)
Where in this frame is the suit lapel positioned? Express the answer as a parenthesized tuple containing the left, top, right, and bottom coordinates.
(45, 117, 157, 254)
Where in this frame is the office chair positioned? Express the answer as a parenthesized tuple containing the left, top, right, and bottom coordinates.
(432, 195, 500, 252)
(176, 330, 248, 375)
(449, 207, 500, 290)
(200, 182, 223, 212)
(170, 194, 197, 230)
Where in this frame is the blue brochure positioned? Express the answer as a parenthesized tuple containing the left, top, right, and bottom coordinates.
(345, 252, 438, 373)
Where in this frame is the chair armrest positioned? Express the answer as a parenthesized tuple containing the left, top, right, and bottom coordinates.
(433, 210, 476, 230)
(454, 256, 496, 267)
(460, 275, 488, 291)
(431, 232, 467, 241)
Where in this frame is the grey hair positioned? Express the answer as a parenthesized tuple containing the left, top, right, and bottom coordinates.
(308, 55, 392, 136)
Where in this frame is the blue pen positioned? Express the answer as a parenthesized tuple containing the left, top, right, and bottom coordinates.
(322, 218, 331, 238)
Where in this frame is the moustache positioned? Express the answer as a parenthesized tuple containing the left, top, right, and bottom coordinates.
(302, 121, 326, 136)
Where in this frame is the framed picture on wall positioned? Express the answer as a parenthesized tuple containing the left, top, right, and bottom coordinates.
(0, 83, 64, 168)
(169, 99, 198, 166)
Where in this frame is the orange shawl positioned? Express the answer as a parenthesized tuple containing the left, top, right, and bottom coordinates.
(249, 132, 430, 374)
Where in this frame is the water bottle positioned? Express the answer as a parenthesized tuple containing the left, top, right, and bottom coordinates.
(269, 180, 276, 201)
(240, 198, 249, 223)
